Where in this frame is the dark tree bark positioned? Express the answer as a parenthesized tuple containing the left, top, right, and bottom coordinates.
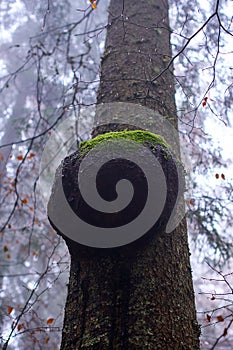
(49, 0, 200, 349)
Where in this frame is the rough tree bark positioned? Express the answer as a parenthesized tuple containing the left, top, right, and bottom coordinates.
(49, 0, 200, 349)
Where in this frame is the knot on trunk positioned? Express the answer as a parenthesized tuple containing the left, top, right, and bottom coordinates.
(48, 130, 184, 255)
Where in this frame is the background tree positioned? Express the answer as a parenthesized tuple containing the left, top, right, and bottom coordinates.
(0, 0, 233, 349)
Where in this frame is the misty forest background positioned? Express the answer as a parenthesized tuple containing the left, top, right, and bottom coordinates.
(0, 0, 233, 349)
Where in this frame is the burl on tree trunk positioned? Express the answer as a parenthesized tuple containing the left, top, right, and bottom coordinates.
(48, 130, 200, 349)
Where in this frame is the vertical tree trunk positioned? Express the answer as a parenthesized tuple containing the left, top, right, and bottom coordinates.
(54, 0, 200, 349)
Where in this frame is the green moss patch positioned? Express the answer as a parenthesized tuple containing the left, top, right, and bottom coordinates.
(79, 130, 171, 156)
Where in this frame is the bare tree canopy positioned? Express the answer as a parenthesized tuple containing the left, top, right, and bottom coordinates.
(0, 0, 233, 349)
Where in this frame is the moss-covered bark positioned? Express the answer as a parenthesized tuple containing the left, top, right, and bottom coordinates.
(50, 0, 200, 349)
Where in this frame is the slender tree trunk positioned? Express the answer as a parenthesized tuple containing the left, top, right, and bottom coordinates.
(93, 0, 177, 135)
(52, 0, 200, 349)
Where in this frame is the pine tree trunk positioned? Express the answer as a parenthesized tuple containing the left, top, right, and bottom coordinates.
(52, 0, 200, 349)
